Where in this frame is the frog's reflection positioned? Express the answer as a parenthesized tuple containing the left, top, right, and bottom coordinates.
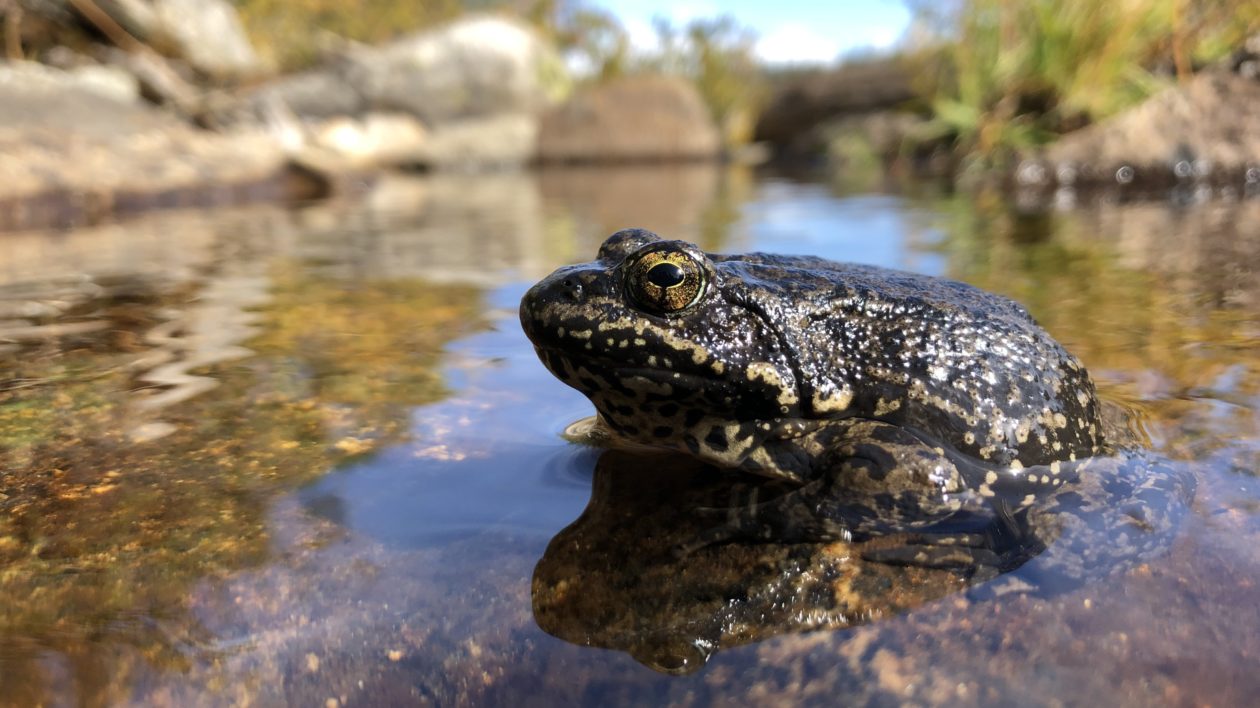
(531, 450, 973, 675)
(533, 443, 1194, 675)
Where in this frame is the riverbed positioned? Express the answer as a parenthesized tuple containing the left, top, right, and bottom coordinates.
(1, 166, 1257, 705)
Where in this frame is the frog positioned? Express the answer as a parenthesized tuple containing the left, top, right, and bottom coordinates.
(519, 228, 1194, 581)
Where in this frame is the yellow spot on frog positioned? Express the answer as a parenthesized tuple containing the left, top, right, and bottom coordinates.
(812, 386, 853, 414)
(1015, 421, 1031, 444)
(873, 397, 902, 417)
(746, 362, 799, 406)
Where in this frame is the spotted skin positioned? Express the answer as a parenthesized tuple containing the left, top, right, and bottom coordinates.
(520, 229, 1193, 581)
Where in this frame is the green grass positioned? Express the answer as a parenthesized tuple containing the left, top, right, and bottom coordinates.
(911, 0, 1260, 168)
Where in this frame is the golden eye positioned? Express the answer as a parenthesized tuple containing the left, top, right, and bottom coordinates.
(624, 244, 708, 315)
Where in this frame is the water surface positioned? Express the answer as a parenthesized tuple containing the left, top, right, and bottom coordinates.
(1, 166, 1258, 705)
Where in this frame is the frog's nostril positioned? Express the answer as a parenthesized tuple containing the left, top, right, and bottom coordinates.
(561, 278, 583, 300)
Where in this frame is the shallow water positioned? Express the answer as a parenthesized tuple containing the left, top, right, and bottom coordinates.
(1, 166, 1258, 705)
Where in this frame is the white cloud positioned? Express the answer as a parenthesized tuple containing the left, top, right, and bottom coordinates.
(755, 22, 842, 65)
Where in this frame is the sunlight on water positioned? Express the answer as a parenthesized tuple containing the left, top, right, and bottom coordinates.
(0, 167, 1258, 705)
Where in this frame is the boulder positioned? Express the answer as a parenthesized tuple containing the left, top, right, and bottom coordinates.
(88, 0, 262, 79)
(241, 15, 566, 170)
(1034, 70, 1260, 185)
(0, 60, 150, 136)
(349, 15, 567, 124)
(0, 61, 292, 228)
(20, 0, 262, 79)
(250, 16, 565, 123)
(753, 58, 917, 156)
(535, 75, 720, 163)
(422, 113, 538, 169)
(252, 59, 366, 119)
(308, 112, 428, 168)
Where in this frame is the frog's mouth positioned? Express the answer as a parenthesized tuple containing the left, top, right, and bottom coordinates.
(532, 345, 727, 394)
(533, 345, 793, 426)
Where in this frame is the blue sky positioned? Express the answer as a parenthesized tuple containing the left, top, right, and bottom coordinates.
(595, 0, 914, 65)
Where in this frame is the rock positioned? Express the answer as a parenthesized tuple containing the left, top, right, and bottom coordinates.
(309, 113, 428, 168)
(88, 0, 262, 79)
(0, 61, 294, 229)
(0, 60, 153, 136)
(22, 0, 261, 79)
(753, 58, 917, 157)
(64, 63, 139, 102)
(535, 75, 720, 163)
(239, 15, 565, 170)
(350, 15, 567, 125)
(423, 113, 537, 169)
(96, 48, 203, 117)
(249, 15, 564, 123)
(0, 59, 138, 103)
(1037, 71, 1260, 185)
(251, 60, 366, 120)
(1229, 31, 1260, 80)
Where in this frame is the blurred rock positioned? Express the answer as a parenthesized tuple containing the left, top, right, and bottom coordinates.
(424, 113, 537, 169)
(1037, 71, 1260, 185)
(1228, 31, 1260, 80)
(309, 113, 429, 169)
(0, 58, 138, 105)
(536, 75, 720, 163)
(241, 15, 565, 170)
(350, 15, 565, 124)
(249, 59, 366, 119)
(753, 58, 917, 158)
(96, 46, 202, 116)
(15, 0, 260, 79)
(86, 0, 262, 79)
(0, 60, 154, 134)
(0, 61, 296, 229)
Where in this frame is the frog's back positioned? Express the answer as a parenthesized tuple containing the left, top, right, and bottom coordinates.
(714, 252, 1105, 467)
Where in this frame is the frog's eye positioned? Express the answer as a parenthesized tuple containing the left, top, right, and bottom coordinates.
(624, 245, 709, 315)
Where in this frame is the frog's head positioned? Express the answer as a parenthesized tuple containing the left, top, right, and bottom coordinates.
(520, 229, 804, 458)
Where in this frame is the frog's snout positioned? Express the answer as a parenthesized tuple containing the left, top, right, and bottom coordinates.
(519, 266, 594, 347)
